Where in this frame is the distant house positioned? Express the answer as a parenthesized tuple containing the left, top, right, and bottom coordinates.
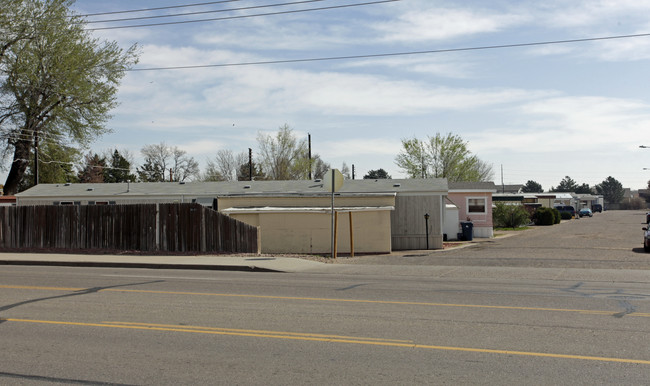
(0, 196, 16, 206)
(494, 184, 524, 194)
(447, 182, 497, 238)
(16, 178, 449, 253)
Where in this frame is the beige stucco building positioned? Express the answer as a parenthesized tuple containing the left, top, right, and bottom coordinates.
(218, 193, 394, 254)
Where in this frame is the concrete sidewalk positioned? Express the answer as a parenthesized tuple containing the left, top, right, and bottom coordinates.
(2, 251, 650, 284)
(0, 252, 326, 273)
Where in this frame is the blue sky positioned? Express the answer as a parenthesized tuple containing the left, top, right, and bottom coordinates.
(65, 0, 650, 190)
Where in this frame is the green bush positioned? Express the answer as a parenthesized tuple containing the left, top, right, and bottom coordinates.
(493, 202, 531, 228)
(535, 207, 556, 226)
(560, 211, 572, 220)
(553, 208, 561, 224)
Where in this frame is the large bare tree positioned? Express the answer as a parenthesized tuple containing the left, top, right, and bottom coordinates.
(137, 143, 199, 182)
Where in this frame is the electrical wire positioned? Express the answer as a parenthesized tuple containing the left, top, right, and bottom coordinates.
(76, 0, 243, 17)
(84, 0, 330, 24)
(86, 0, 401, 31)
(128, 32, 650, 71)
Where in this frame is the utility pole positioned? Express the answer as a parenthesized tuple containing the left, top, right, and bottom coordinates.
(352, 164, 355, 180)
(308, 133, 312, 180)
(34, 132, 39, 185)
(501, 164, 504, 193)
(248, 148, 253, 181)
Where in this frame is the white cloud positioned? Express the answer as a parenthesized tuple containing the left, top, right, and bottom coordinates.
(374, 6, 526, 43)
(469, 95, 650, 155)
(201, 66, 553, 116)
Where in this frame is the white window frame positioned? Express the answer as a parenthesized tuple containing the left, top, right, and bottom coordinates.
(466, 196, 487, 214)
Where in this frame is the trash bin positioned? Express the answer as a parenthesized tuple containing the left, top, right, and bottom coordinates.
(460, 221, 473, 241)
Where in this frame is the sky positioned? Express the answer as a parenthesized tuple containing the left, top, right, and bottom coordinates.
(56, 0, 650, 190)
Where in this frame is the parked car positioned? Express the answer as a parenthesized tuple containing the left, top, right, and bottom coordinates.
(554, 205, 576, 217)
(592, 204, 602, 213)
(643, 226, 650, 252)
(579, 208, 593, 217)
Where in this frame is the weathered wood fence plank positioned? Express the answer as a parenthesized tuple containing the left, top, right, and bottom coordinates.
(0, 203, 257, 254)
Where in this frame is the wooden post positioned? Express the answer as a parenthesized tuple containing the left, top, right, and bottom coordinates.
(334, 211, 338, 259)
(349, 211, 354, 257)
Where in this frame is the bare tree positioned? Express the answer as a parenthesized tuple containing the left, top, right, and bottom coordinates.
(138, 142, 199, 182)
(204, 149, 247, 181)
(171, 147, 199, 182)
(257, 124, 308, 180)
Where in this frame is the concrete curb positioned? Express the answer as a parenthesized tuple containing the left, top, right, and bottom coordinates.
(0, 260, 281, 272)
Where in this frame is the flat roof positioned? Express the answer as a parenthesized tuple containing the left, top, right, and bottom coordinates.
(16, 178, 448, 199)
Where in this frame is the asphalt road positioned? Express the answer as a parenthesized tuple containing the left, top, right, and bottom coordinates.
(1, 263, 649, 385)
(341, 209, 650, 269)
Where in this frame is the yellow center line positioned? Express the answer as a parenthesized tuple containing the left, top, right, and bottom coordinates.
(3, 317, 649, 365)
(3, 284, 650, 318)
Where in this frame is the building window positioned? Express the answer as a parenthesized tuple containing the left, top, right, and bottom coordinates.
(467, 198, 486, 213)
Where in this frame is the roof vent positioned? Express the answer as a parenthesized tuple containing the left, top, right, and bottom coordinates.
(393, 183, 401, 187)
(179, 181, 185, 185)
(86, 188, 94, 191)
(315, 179, 322, 182)
(244, 185, 251, 189)
(64, 183, 71, 186)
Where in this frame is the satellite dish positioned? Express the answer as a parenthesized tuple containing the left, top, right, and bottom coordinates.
(323, 169, 344, 192)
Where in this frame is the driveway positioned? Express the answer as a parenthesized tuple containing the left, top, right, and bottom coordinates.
(340, 209, 650, 270)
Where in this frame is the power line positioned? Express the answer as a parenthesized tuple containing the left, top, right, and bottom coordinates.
(85, 0, 330, 24)
(76, 0, 243, 17)
(86, 0, 401, 31)
(128, 32, 650, 71)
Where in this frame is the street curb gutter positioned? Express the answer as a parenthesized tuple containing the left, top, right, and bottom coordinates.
(0, 260, 281, 273)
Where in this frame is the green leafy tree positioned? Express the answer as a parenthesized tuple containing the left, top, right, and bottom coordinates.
(364, 168, 391, 179)
(550, 176, 578, 192)
(237, 161, 265, 181)
(1, 0, 138, 195)
(595, 176, 624, 204)
(492, 202, 530, 228)
(575, 183, 592, 194)
(17, 141, 80, 191)
(77, 153, 106, 183)
(395, 133, 493, 182)
(521, 180, 543, 193)
(137, 157, 164, 182)
(257, 124, 309, 180)
(0, 0, 41, 60)
(104, 149, 136, 183)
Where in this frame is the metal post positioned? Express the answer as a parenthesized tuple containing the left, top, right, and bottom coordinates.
(424, 213, 430, 250)
(331, 170, 335, 258)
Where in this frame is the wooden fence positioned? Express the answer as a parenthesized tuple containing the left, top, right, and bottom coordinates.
(0, 203, 259, 254)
